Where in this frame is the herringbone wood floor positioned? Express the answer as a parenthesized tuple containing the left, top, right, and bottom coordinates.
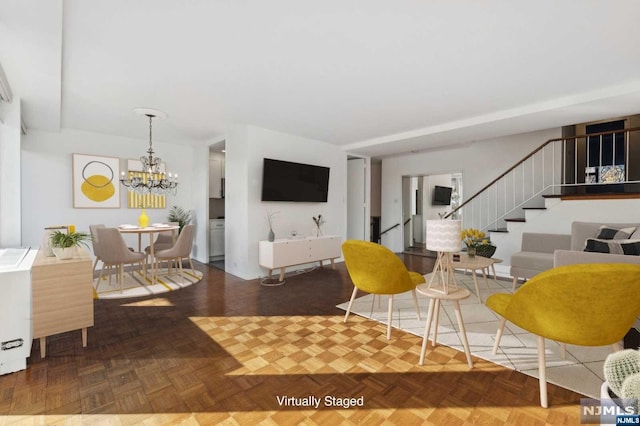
(0, 255, 584, 425)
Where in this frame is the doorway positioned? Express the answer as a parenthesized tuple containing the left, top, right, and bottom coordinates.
(208, 141, 226, 270)
(347, 157, 368, 241)
(402, 172, 462, 254)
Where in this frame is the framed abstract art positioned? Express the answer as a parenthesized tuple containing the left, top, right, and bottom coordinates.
(72, 154, 120, 208)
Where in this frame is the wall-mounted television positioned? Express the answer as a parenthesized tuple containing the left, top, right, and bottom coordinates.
(261, 158, 330, 202)
(432, 185, 452, 206)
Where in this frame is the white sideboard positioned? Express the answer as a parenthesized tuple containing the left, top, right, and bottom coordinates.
(259, 235, 342, 281)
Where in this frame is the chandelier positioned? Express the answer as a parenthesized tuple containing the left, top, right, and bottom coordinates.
(120, 108, 178, 196)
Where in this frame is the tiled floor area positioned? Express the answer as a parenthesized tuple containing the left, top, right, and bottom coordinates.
(337, 271, 638, 399)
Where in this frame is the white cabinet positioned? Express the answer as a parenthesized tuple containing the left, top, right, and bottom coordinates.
(210, 219, 225, 258)
(0, 248, 37, 375)
(209, 158, 224, 198)
(259, 235, 342, 281)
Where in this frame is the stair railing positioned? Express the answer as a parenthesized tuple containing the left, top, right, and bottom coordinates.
(445, 127, 640, 231)
(377, 222, 400, 243)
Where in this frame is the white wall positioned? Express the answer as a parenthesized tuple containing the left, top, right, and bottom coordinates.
(21, 128, 200, 257)
(0, 98, 22, 246)
(190, 143, 209, 262)
(223, 125, 250, 277)
(225, 125, 347, 280)
(381, 128, 562, 252)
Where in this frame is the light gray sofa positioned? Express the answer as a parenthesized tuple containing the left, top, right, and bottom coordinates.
(554, 221, 640, 267)
(510, 232, 571, 288)
(510, 221, 640, 289)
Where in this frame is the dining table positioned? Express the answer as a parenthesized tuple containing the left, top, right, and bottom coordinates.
(117, 223, 179, 273)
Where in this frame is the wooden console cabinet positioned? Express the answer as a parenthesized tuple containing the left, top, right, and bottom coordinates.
(259, 235, 342, 281)
(31, 248, 93, 358)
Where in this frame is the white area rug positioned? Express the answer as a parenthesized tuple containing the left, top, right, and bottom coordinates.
(336, 271, 637, 399)
(93, 267, 203, 299)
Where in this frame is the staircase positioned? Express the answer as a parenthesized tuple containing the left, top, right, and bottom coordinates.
(446, 126, 640, 234)
(440, 125, 640, 274)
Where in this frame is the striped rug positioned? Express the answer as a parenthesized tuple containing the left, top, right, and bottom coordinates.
(93, 267, 203, 299)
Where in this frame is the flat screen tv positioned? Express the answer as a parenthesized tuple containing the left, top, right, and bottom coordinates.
(432, 185, 452, 206)
(261, 158, 330, 202)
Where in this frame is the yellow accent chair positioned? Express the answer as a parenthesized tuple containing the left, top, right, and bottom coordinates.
(486, 263, 640, 408)
(342, 240, 425, 340)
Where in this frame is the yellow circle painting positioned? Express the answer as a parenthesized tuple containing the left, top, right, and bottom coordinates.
(81, 175, 115, 201)
(81, 161, 115, 202)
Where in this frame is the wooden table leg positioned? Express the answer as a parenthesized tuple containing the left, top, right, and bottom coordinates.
(279, 268, 285, 282)
(481, 267, 489, 287)
(431, 299, 441, 347)
(419, 298, 437, 365)
(452, 300, 473, 368)
(149, 232, 156, 283)
(40, 337, 46, 358)
(471, 270, 482, 303)
(82, 327, 87, 347)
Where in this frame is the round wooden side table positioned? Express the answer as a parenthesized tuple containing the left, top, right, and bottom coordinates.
(416, 283, 474, 369)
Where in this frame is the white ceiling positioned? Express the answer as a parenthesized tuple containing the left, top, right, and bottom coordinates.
(2, 0, 640, 158)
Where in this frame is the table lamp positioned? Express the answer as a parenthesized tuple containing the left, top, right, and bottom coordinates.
(426, 219, 462, 294)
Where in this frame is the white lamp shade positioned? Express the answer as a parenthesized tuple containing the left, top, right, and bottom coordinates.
(426, 219, 461, 252)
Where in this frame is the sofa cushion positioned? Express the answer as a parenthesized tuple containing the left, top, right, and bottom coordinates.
(511, 251, 554, 272)
(584, 238, 640, 256)
(595, 225, 636, 240)
(571, 222, 640, 251)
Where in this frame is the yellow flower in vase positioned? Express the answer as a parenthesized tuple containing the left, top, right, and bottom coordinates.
(461, 228, 495, 258)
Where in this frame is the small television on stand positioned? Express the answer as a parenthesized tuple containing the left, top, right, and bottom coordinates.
(432, 185, 452, 206)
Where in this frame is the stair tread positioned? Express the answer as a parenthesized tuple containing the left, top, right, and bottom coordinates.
(522, 207, 546, 210)
(505, 218, 526, 222)
(488, 228, 508, 233)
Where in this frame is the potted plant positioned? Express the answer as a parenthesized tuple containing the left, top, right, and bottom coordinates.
(168, 205, 192, 234)
(603, 349, 640, 414)
(49, 230, 91, 260)
(461, 228, 496, 258)
(312, 214, 325, 237)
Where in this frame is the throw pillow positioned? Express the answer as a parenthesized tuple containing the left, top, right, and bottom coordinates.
(595, 225, 637, 240)
(584, 238, 640, 256)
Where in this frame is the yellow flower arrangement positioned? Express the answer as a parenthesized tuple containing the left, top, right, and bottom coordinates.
(461, 228, 490, 249)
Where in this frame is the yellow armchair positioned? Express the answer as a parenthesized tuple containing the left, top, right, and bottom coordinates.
(486, 263, 640, 408)
(342, 240, 425, 339)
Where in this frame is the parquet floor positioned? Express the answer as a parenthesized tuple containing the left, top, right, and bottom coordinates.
(0, 255, 584, 425)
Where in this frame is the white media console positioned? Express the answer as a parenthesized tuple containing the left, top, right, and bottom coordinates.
(259, 235, 342, 282)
